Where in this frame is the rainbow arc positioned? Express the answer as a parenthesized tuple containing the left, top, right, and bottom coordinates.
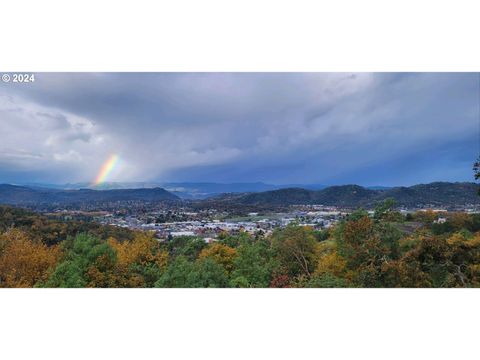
(93, 154, 119, 185)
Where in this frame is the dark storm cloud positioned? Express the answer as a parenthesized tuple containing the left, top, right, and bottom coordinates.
(0, 73, 478, 185)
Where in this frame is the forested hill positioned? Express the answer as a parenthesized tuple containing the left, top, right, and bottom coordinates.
(210, 182, 480, 208)
(0, 184, 180, 205)
(0, 182, 478, 209)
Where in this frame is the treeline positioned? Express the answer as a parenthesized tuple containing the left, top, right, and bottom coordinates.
(0, 206, 134, 246)
(1, 204, 480, 287)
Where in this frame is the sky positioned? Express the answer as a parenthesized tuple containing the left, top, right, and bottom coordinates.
(0, 72, 478, 186)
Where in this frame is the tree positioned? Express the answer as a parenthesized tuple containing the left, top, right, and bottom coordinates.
(162, 236, 206, 261)
(306, 273, 347, 288)
(219, 232, 251, 248)
(198, 243, 237, 273)
(271, 225, 319, 278)
(445, 231, 480, 287)
(314, 241, 348, 282)
(154, 256, 228, 288)
(335, 213, 401, 287)
(474, 156, 480, 195)
(154, 256, 194, 288)
(381, 229, 480, 288)
(374, 198, 396, 221)
(0, 229, 60, 287)
(186, 258, 229, 288)
(108, 233, 168, 287)
(414, 210, 441, 224)
(230, 240, 274, 287)
(43, 233, 116, 288)
(269, 274, 291, 288)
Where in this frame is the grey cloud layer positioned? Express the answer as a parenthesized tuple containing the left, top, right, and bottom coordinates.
(0, 73, 478, 185)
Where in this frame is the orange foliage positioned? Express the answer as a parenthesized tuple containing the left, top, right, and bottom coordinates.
(103, 232, 169, 287)
(85, 253, 119, 288)
(343, 216, 374, 244)
(0, 229, 61, 287)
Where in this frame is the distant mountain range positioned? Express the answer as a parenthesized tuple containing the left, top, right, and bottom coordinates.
(17, 181, 389, 199)
(0, 182, 478, 209)
(204, 182, 480, 208)
(18, 182, 282, 198)
(0, 184, 179, 206)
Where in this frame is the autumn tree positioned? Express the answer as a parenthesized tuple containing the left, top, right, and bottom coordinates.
(335, 211, 402, 287)
(0, 229, 61, 287)
(444, 231, 480, 287)
(449, 212, 472, 231)
(313, 240, 348, 286)
(0, 205, 135, 246)
(109, 232, 168, 287)
(380, 232, 436, 287)
(381, 231, 480, 288)
(415, 210, 444, 224)
(198, 242, 237, 273)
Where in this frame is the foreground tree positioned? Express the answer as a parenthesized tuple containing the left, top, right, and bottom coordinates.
(198, 243, 237, 273)
(42, 233, 116, 288)
(0, 229, 60, 287)
(335, 210, 402, 287)
(154, 256, 228, 288)
(271, 225, 319, 278)
(162, 236, 207, 261)
(230, 240, 275, 287)
(474, 156, 480, 195)
(382, 231, 480, 287)
(154, 256, 194, 287)
(313, 240, 348, 286)
(108, 233, 168, 287)
(186, 258, 229, 288)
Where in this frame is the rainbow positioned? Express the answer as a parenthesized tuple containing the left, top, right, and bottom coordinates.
(94, 154, 120, 185)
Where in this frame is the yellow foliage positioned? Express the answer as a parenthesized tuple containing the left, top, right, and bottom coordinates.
(102, 232, 169, 287)
(466, 233, 480, 248)
(449, 212, 470, 229)
(85, 253, 118, 288)
(109, 233, 168, 270)
(0, 229, 61, 287)
(315, 251, 347, 278)
(199, 243, 237, 272)
(447, 232, 480, 249)
(398, 235, 419, 251)
(415, 209, 443, 223)
(446, 233, 465, 246)
(316, 239, 336, 253)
